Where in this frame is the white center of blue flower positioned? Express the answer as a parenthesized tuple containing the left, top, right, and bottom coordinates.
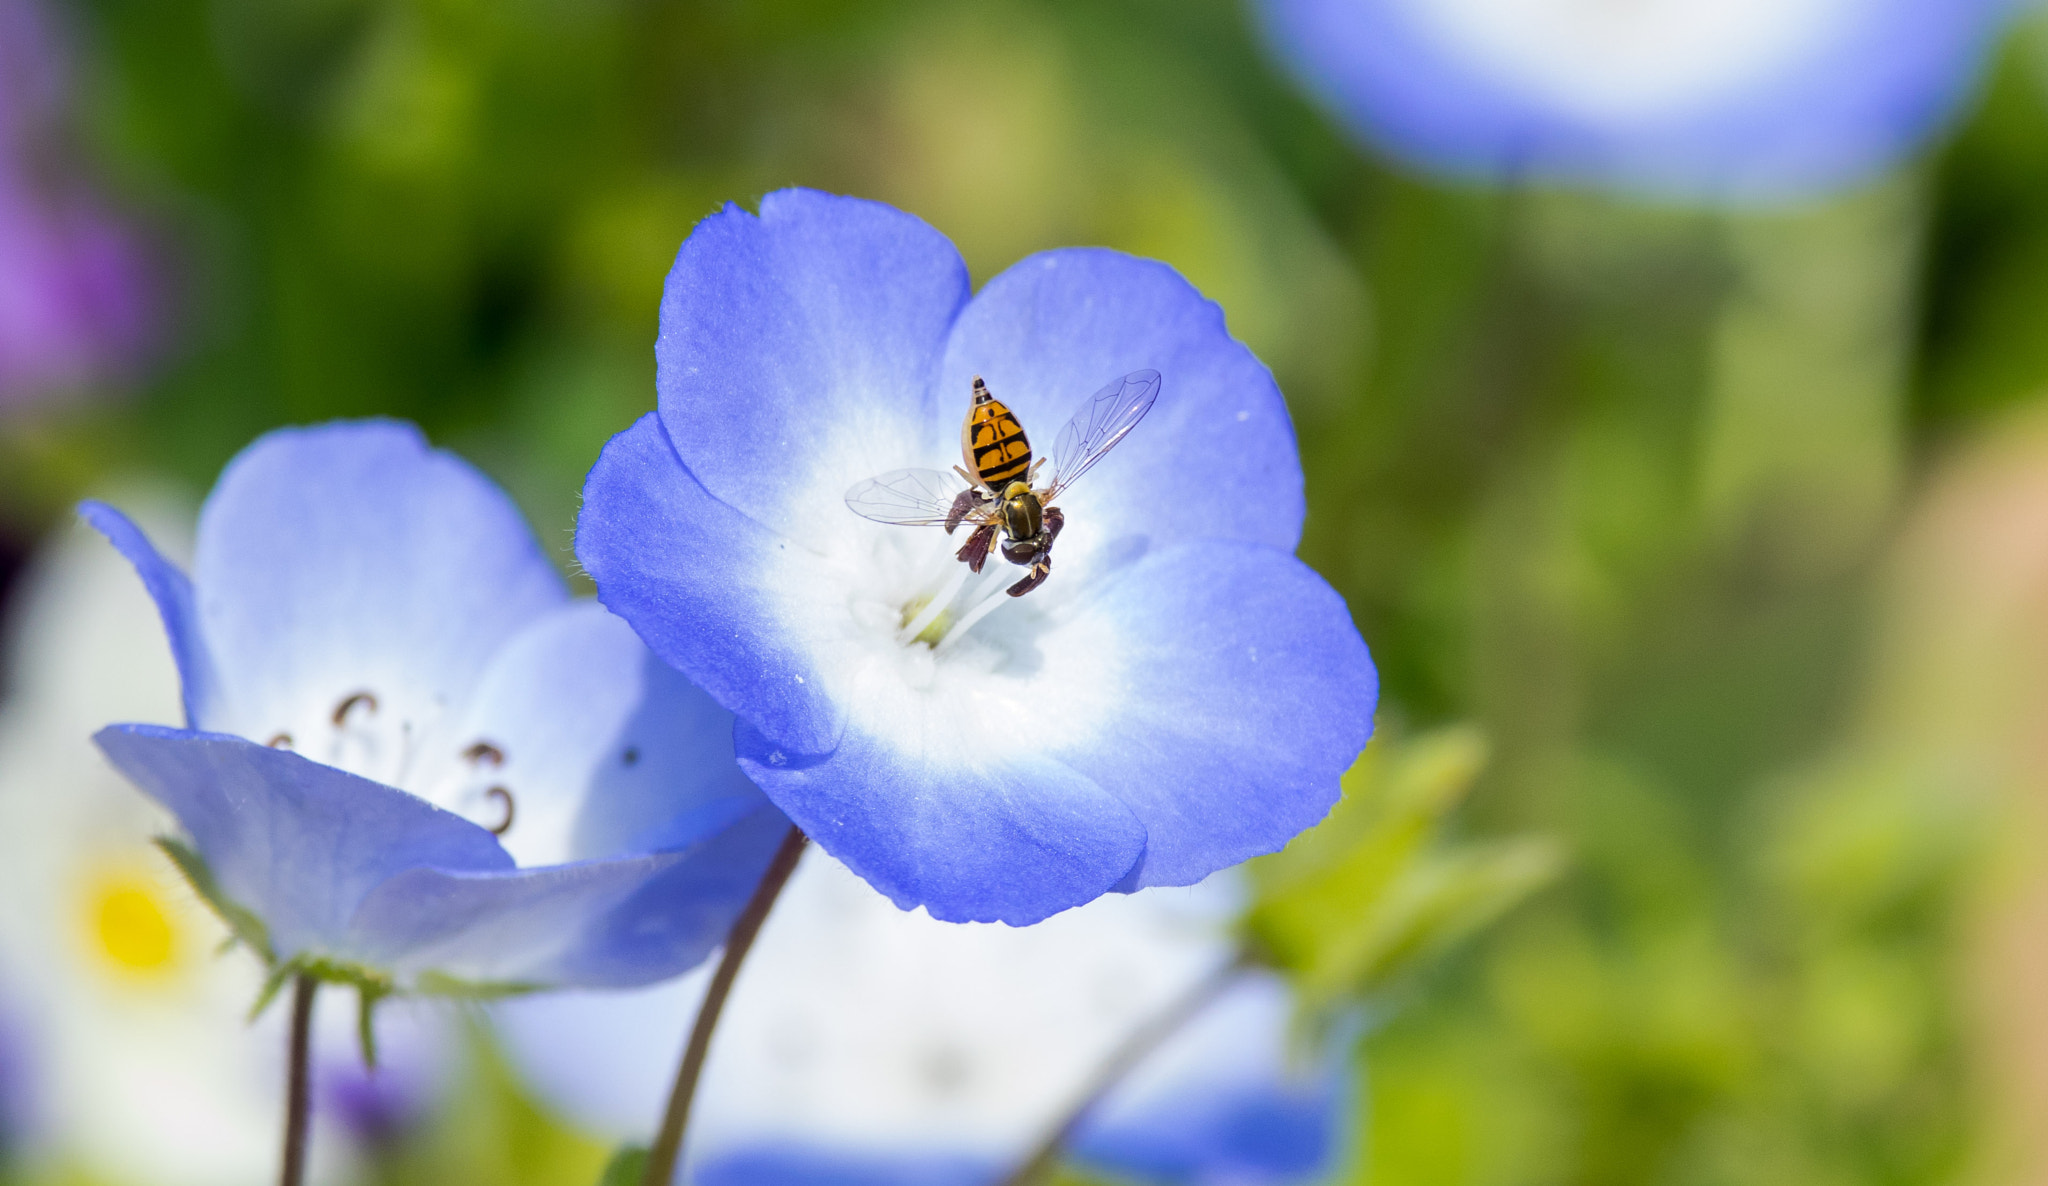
(253, 689, 521, 847)
(1395, 0, 1858, 121)
(771, 469, 1119, 764)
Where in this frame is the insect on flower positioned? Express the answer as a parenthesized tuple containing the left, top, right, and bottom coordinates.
(844, 370, 1160, 597)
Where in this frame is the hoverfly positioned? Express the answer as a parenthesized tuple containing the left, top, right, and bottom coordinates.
(845, 370, 1161, 597)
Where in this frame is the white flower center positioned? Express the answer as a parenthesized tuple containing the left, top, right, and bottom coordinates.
(1392, 0, 1858, 123)
(776, 516, 1112, 766)
(258, 692, 515, 839)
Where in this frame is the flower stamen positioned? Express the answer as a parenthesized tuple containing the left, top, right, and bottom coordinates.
(331, 691, 379, 727)
(485, 786, 515, 836)
(897, 562, 972, 646)
(463, 740, 506, 767)
(934, 577, 1014, 654)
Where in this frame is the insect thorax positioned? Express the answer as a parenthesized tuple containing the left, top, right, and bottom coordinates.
(998, 482, 1042, 543)
(963, 389, 1033, 492)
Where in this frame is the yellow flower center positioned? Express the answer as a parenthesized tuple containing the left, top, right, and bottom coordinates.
(89, 877, 178, 974)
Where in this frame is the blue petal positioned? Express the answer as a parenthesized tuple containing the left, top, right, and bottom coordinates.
(191, 420, 567, 740)
(346, 804, 790, 988)
(92, 725, 511, 961)
(578, 413, 845, 758)
(941, 249, 1304, 554)
(656, 189, 970, 535)
(1075, 972, 1350, 1186)
(440, 600, 772, 867)
(698, 1148, 997, 1186)
(1052, 544, 1375, 890)
(736, 720, 1145, 925)
(1256, 0, 2015, 200)
(77, 501, 222, 727)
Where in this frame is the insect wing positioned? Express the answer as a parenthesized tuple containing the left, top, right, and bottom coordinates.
(844, 467, 971, 526)
(1043, 369, 1160, 500)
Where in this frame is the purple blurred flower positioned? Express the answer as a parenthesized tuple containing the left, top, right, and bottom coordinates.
(313, 1000, 448, 1149)
(0, 0, 155, 407)
(1255, 0, 2021, 200)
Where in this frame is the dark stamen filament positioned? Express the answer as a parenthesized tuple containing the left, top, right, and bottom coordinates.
(463, 740, 506, 767)
(485, 786, 515, 836)
(331, 691, 379, 727)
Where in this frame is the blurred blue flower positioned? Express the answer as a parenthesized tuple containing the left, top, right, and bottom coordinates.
(497, 857, 1351, 1186)
(1254, 0, 2019, 200)
(0, 0, 155, 406)
(84, 421, 789, 994)
(577, 188, 1377, 926)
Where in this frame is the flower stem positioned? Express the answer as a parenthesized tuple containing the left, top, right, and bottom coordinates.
(640, 824, 809, 1186)
(279, 974, 317, 1186)
(995, 949, 1251, 1186)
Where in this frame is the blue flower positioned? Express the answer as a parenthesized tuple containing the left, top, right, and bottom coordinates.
(495, 857, 1350, 1186)
(1254, 0, 2018, 200)
(576, 188, 1377, 926)
(84, 421, 789, 993)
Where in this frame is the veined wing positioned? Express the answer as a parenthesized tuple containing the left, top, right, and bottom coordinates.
(1043, 370, 1160, 500)
(844, 467, 971, 526)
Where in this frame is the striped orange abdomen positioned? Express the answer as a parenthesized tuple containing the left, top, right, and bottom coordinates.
(962, 381, 1032, 491)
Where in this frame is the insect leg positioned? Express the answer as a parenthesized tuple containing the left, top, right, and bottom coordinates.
(956, 523, 997, 573)
(1004, 507, 1062, 597)
(1006, 559, 1051, 597)
(945, 488, 980, 534)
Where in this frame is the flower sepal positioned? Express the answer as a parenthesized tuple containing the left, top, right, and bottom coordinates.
(154, 834, 271, 967)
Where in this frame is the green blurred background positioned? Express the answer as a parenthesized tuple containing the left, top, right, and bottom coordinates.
(8, 1, 2048, 1184)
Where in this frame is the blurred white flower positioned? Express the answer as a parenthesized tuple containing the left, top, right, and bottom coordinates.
(497, 855, 1346, 1185)
(0, 497, 444, 1185)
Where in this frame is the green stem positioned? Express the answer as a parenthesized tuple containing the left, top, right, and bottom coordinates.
(640, 825, 808, 1186)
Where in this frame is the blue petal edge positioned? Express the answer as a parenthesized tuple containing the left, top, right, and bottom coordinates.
(93, 724, 511, 963)
(348, 804, 790, 989)
(78, 500, 220, 728)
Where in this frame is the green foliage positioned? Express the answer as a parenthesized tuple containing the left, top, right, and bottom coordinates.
(1246, 727, 1562, 1022)
(593, 1146, 648, 1186)
(370, 1019, 612, 1186)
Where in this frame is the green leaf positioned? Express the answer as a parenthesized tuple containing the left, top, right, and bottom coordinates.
(1244, 725, 1560, 1019)
(597, 1145, 649, 1186)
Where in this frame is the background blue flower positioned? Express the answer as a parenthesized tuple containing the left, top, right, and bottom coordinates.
(578, 188, 1378, 926)
(1254, 0, 2020, 200)
(85, 420, 787, 992)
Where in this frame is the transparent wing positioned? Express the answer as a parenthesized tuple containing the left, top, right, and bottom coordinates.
(1044, 370, 1161, 500)
(844, 467, 972, 526)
